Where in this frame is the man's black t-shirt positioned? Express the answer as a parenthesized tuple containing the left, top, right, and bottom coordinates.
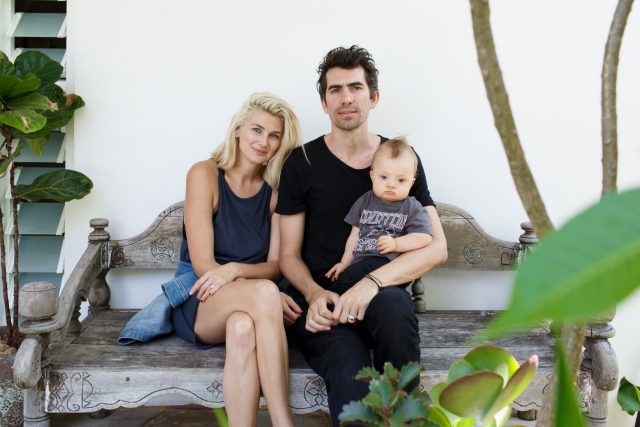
(276, 135, 434, 284)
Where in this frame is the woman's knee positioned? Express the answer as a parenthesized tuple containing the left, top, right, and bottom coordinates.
(226, 312, 256, 354)
(252, 280, 283, 314)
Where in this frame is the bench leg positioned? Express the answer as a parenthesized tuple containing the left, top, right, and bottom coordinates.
(515, 408, 537, 421)
(23, 381, 51, 427)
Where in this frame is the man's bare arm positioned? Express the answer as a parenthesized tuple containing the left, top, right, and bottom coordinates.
(279, 213, 340, 332)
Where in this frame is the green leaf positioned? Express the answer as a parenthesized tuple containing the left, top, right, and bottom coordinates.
(0, 57, 15, 76)
(38, 94, 85, 131)
(362, 391, 384, 413)
(447, 359, 475, 383)
(370, 378, 398, 408)
(8, 73, 42, 98)
(0, 74, 40, 98)
(0, 109, 46, 133)
(39, 84, 64, 103)
(23, 134, 49, 156)
(439, 372, 503, 419)
(15, 169, 93, 202)
(464, 345, 520, 380)
(555, 339, 586, 427)
(213, 407, 228, 427)
(429, 383, 446, 404)
(617, 377, 640, 416)
(427, 405, 453, 427)
(14, 51, 63, 88)
(356, 367, 381, 382)
(454, 419, 474, 427)
(483, 188, 640, 338)
(399, 361, 424, 390)
(389, 396, 429, 425)
(339, 401, 380, 426)
(7, 92, 57, 111)
(0, 145, 21, 176)
(384, 361, 401, 385)
(482, 355, 538, 423)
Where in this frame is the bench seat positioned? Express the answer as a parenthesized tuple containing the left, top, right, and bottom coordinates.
(44, 309, 555, 415)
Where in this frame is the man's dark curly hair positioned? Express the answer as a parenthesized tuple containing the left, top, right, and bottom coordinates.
(316, 45, 379, 102)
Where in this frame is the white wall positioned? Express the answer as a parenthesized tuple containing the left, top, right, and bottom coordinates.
(64, 1, 640, 424)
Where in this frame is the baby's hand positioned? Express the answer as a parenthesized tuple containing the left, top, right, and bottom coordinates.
(377, 235, 397, 254)
(325, 263, 346, 281)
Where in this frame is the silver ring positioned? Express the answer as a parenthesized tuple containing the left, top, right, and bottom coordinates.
(208, 283, 215, 290)
(347, 315, 356, 323)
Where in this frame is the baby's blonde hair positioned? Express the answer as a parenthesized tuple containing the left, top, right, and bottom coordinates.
(211, 92, 301, 190)
(372, 137, 418, 175)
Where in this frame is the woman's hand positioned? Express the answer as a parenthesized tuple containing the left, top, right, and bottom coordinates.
(191, 263, 238, 302)
(280, 292, 302, 326)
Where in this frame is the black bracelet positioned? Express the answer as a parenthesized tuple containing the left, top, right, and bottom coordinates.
(364, 273, 383, 291)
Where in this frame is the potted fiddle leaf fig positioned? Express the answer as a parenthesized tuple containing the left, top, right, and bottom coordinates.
(0, 50, 92, 351)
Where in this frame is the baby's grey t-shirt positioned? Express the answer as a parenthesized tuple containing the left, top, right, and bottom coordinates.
(344, 190, 432, 261)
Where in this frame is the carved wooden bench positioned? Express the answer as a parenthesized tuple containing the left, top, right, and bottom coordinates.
(12, 201, 618, 426)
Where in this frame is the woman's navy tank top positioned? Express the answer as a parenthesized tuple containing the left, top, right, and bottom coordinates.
(179, 169, 272, 265)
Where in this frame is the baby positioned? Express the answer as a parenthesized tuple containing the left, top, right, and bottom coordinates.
(326, 137, 433, 293)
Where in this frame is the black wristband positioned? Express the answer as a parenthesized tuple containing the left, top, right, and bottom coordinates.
(364, 273, 383, 291)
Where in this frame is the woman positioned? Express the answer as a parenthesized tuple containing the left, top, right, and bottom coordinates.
(171, 92, 302, 427)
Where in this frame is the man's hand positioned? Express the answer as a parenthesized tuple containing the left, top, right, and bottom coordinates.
(325, 262, 346, 281)
(305, 288, 340, 333)
(280, 292, 302, 326)
(332, 278, 379, 324)
(377, 235, 397, 254)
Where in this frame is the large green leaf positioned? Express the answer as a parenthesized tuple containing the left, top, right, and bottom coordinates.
(555, 340, 586, 427)
(447, 360, 475, 383)
(339, 401, 380, 426)
(14, 51, 63, 88)
(438, 372, 503, 419)
(39, 94, 85, 131)
(0, 109, 46, 133)
(7, 92, 57, 111)
(427, 406, 453, 427)
(15, 169, 93, 202)
(464, 345, 520, 380)
(8, 73, 42, 98)
(0, 74, 39, 98)
(0, 56, 15, 76)
(483, 188, 640, 338)
(617, 377, 640, 416)
(23, 134, 50, 156)
(0, 145, 21, 176)
(482, 355, 538, 424)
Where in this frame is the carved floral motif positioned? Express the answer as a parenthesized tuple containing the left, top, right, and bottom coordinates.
(151, 238, 175, 261)
(463, 242, 486, 264)
(47, 371, 94, 412)
(207, 380, 224, 403)
(303, 376, 328, 409)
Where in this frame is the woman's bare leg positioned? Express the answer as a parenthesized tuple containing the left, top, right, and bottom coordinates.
(194, 279, 293, 427)
(222, 311, 260, 427)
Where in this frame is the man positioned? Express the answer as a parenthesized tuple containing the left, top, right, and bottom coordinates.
(277, 45, 447, 426)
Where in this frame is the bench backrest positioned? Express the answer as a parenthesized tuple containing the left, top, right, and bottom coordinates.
(107, 201, 524, 272)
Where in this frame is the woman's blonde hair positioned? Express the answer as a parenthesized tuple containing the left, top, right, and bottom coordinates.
(211, 92, 301, 190)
